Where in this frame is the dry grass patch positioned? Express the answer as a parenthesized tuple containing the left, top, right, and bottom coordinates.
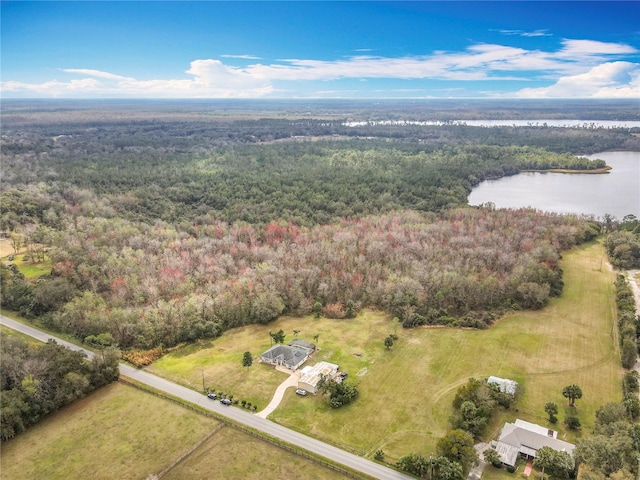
(0, 238, 16, 257)
(164, 426, 349, 480)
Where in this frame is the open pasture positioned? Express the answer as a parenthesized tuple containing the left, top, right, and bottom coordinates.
(151, 241, 621, 461)
(163, 426, 349, 480)
(0, 381, 351, 480)
(0, 383, 219, 480)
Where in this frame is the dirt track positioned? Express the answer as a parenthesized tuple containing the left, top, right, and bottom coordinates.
(627, 270, 640, 314)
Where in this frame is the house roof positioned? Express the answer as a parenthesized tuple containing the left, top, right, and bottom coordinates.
(495, 420, 575, 466)
(494, 440, 520, 467)
(514, 419, 557, 439)
(260, 344, 309, 370)
(288, 339, 316, 352)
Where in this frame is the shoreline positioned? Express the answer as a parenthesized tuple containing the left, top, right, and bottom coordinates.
(522, 165, 613, 174)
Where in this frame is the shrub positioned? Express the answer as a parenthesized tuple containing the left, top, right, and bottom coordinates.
(402, 313, 427, 328)
(374, 450, 385, 461)
(564, 415, 581, 430)
(484, 448, 502, 468)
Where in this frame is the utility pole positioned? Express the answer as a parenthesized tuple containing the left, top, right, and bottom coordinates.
(201, 368, 205, 392)
(430, 453, 434, 480)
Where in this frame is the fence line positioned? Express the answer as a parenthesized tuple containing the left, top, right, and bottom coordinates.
(157, 423, 225, 479)
(118, 378, 365, 479)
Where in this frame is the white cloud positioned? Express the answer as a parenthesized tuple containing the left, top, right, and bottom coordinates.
(513, 61, 640, 98)
(498, 29, 551, 37)
(2, 38, 638, 98)
(62, 69, 135, 81)
(220, 54, 262, 60)
(2, 60, 273, 98)
(559, 39, 637, 57)
(1, 78, 102, 96)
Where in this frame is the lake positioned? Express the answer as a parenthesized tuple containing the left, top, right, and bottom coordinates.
(468, 151, 640, 220)
(344, 119, 640, 128)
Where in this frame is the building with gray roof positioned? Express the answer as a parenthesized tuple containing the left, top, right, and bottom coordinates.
(260, 340, 315, 371)
(493, 419, 575, 467)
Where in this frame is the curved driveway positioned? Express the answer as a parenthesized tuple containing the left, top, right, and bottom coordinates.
(0, 315, 411, 480)
(256, 369, 300, 419)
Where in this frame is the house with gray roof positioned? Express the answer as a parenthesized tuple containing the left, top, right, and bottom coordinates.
(260, 340, 315, 371)
(288, 339, 316, 353)
(493, 419, 575, 467)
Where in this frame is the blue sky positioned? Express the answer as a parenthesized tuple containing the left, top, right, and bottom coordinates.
(1, 1, 639, 99)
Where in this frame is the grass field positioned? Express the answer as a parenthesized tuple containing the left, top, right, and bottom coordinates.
(0, 382, 351, 480)
(0, 383, 220, 480)
(150, 241, 621, 462)
(148, 330, 289, 410)
(12, 253, 52, 279)
(163, 427, 349, 480)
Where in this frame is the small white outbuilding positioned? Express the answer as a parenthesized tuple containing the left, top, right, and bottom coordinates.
(487, 376, 518, 396)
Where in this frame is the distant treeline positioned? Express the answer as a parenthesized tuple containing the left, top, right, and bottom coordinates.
(2, 133, 611, 227)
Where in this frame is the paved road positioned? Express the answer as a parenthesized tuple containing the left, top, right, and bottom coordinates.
(0, 315, 411, 480)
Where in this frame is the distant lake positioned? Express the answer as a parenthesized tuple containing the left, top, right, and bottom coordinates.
(468, 151, 640, 220)
(344, 119, 640, 128)
(458, 120, 640, 128)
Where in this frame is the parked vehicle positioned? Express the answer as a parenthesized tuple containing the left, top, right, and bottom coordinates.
(207, 393, 217, 399)
(295, 389, 307, 396)
(220, 398, 232, 405)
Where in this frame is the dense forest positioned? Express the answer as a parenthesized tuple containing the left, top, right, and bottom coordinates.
(2, 207, 597, 349)
(1, 100, 638, 352)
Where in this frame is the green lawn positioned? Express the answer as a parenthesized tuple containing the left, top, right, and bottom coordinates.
(150, 241, 621, 462)
(10, 253, 52, 279)
(148, 330, 291, 410)
(0, 237, 52, 279)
